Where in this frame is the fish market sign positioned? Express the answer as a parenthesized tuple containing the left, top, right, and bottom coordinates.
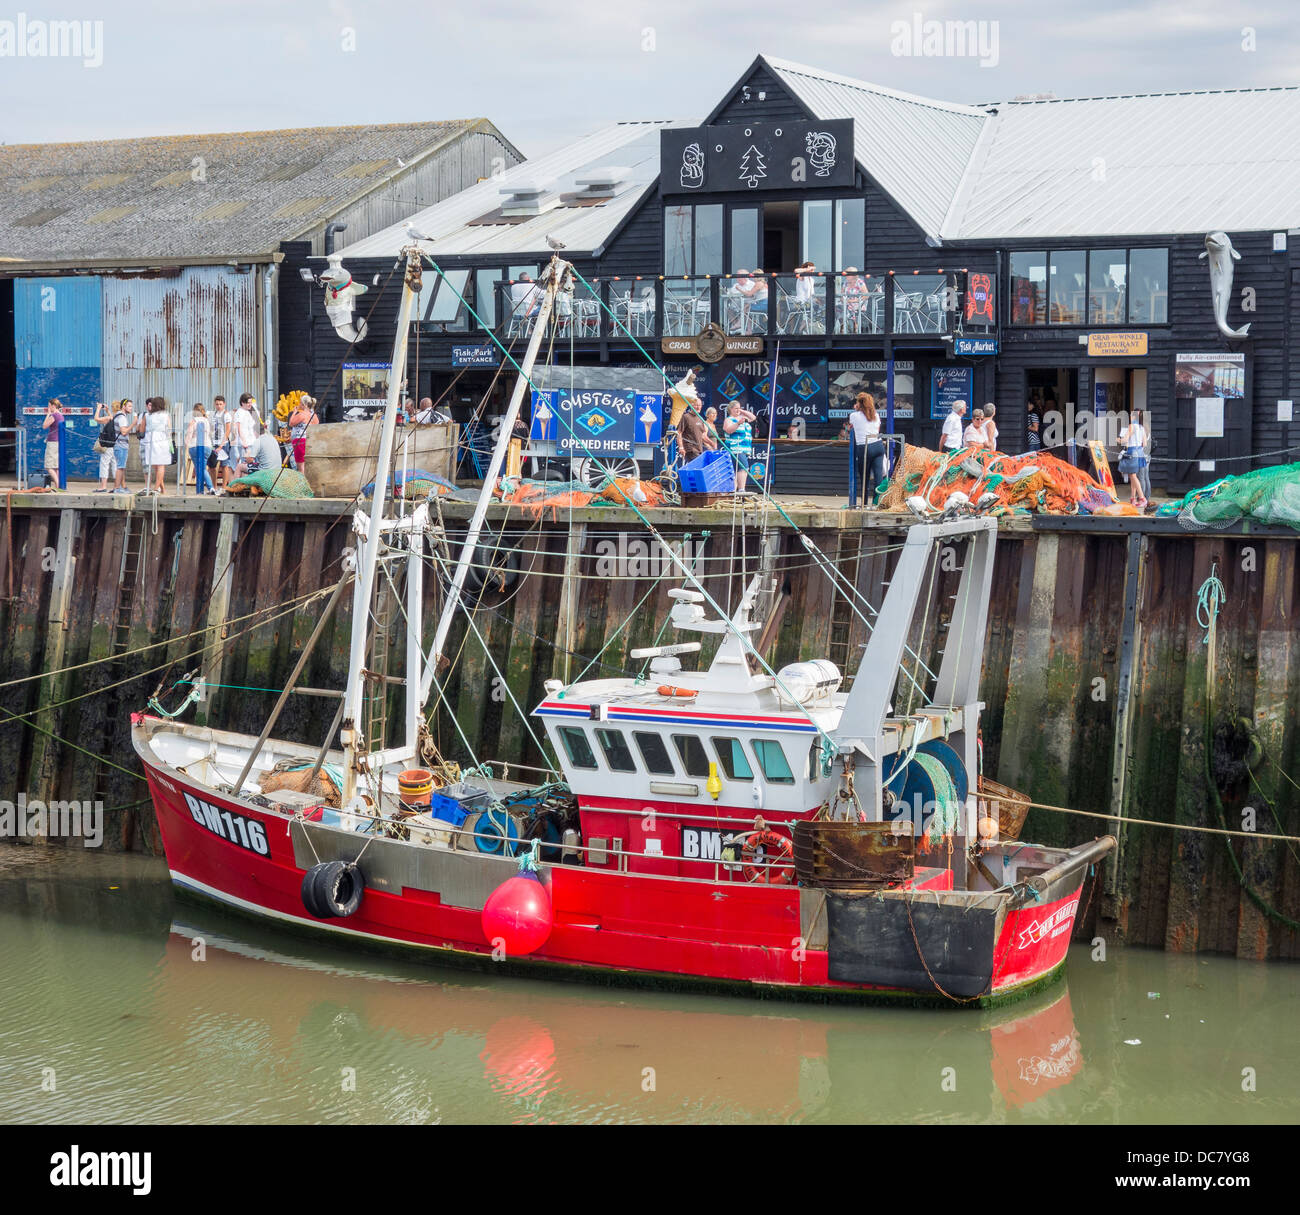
(662, 120, 855, 193)
(529, 388, 637, 455)
(450, 344, 497, 368)
(954, 337, 998, 356)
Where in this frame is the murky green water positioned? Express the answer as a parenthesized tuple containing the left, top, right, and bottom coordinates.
(2, 847, 1298, 1124)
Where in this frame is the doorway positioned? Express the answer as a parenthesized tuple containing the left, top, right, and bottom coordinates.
(1025, 368, 1078, 459)
(762, 202, 799, 273)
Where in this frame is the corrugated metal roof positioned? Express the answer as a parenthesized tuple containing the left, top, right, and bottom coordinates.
(337, 121, 676, 260)
(764, 56, 988, 240)
(945, 87, 1300, 239)
(0, 119, 519, 265)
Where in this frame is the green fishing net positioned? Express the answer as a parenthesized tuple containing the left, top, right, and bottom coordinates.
(1156, 462, 1300, 530)
(228, 468, 315, 498)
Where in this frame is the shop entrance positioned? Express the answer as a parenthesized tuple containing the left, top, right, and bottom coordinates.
(762, 202, 799, 272)
(1025, 368, 1078, 459)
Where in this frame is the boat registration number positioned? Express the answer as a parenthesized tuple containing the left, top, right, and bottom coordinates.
(184, 792, 270, 856)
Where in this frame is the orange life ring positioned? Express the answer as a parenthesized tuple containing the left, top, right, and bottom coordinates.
(740, 829, 794, 885)
(657, 685, 697, 698)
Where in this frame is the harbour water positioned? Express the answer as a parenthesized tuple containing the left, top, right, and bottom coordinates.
(3, 846, 1298, 1125)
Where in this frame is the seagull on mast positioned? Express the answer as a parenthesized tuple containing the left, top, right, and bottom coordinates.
(545, 233, 567, 251)
(404, 221, 435, 243)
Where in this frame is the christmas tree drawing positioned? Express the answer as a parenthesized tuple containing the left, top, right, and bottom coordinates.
(739, 145, 767, 189)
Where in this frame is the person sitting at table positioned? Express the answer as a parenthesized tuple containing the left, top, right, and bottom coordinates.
(732, 269, 767, 333)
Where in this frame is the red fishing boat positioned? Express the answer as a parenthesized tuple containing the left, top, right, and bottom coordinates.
(135, 248, 1112, 1006)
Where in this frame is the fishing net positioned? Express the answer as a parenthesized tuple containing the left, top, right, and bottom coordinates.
(261, 765, 340, 806)
(226, 468, 315, 498)
(1156, 462, 1300, 531)
(496, 474, 667, 519)
(876, 446, 1138, 517)
(914, 752, 960, 853)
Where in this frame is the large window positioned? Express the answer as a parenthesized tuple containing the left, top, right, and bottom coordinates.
(418, 268, 470, 328)
(1127, 249, 1169, 323)
(1009, 248, 1169, 326)
(801, 200, 833, 271)
(664, 204, 722, 275)
(730, 207, 759, 272)
(474, 269, 503, 331)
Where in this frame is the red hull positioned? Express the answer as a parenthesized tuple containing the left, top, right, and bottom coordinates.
(141, 741, 1089, 1005)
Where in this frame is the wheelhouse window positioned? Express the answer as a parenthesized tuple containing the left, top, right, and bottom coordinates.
(634, 732, 675, 775)
(596, 728, 637, 773)
(557, 726, 598, 770)
(808, 741, 833, 781)
(751, 739, 795, 785)
(673, 734, 711, 779)
(712, 737, 753, 781)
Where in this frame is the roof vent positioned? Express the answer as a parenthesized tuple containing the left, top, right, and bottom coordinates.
(571, 167, 630, 200)
(499, 178, 559, 217)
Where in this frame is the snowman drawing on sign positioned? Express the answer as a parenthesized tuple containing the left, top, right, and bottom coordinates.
(806, 131, 837, 177)
(680, 142, 704, 189)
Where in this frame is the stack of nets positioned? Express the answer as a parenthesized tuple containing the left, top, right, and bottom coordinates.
(1156, 462, 1300, 530)
(260, 765, 340, 807)
(226, 468, 314, 498)
(497, 475, 668, 520)
(876, 446, 1139, 517)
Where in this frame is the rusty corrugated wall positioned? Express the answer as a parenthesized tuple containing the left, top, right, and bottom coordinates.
(101, 266, 263, 409)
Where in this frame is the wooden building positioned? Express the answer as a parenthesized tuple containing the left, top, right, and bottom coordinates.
(302, 56, 1300, 494)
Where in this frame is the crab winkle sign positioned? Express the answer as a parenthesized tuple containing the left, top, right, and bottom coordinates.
(662, 120, 855, 193)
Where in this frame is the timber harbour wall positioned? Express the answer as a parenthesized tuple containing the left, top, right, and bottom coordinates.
(1, 491, 1299, 962)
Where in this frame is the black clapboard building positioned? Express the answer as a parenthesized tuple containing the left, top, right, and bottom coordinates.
(297, 56, 1300, 494)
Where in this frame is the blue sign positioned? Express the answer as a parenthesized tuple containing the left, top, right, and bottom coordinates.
(954, 337, 999, 356)
(634, 393, 663, 445)
(451, 344, 498, 368)
(666, 357, 828, 422)
(930, 366, 973, 420)
(529, 388, 637, 456)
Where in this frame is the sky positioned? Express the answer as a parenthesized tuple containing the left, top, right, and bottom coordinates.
(0, 0, 1295, 157)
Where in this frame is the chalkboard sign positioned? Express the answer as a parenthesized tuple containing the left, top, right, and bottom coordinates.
(662, 120, 855, 194)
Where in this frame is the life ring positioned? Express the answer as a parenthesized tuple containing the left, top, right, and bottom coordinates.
(740, 829, 794, 885)
(300, 860, 365, 919)
(657, 685, 697, 698)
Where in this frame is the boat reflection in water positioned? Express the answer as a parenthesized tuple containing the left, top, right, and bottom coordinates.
(160, 901, 1085, 1122)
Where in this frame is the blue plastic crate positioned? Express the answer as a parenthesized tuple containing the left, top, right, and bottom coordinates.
(426, 792, 470, 827)
(679, 449, 735, 494)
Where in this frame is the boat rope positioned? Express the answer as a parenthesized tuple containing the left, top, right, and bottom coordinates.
(147, 672, 203, 718)
(1021, 796, 1300, 843)
(0, 703, 146, 782)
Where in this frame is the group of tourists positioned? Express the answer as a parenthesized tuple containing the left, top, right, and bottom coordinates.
(85, 393, 319, 495)
(670, 366, 759, 493)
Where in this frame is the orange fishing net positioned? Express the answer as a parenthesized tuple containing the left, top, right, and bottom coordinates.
(877, 446, 1140, 517)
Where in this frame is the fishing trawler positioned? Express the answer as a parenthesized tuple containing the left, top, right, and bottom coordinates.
(134, 248, 1113, 1006)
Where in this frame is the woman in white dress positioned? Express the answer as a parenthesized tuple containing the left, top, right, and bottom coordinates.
(138, 397, 173, 494)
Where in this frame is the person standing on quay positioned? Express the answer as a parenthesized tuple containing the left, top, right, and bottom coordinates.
(232, 393, 259, 472)
(41, 398, 65, 488)
(139, 397, 173, 495)
(288, 395, 319, 473)
(211, 395, 233, 489)
(186, 403, 213, 494)
(843, 392, 884, 508)
(111, 399, 134, 493)
(93, 400, 117, 492)
(941, 401, 966, 454)
(722, 401, 757, 493)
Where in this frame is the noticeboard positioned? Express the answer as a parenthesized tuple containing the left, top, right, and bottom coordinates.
(930, 366, 973, 420)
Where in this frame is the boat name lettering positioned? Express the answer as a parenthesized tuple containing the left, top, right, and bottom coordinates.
(183, 792, 269, 856)
(682, 827, 740, 865)
(1016, 897, 1078, 949)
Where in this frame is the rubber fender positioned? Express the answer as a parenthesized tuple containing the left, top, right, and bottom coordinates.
(301, 860, 365, 919)
(461, 542, 521, 595)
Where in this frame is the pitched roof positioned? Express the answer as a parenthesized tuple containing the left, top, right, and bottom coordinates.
(0, 119, 514, 266)
(944, 86, 1300, 239)
(337, 121, 674, 260)
(763, 56, 988, 241)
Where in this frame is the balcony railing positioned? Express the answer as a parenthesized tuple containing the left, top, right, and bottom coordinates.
(489, 270, 981, 343)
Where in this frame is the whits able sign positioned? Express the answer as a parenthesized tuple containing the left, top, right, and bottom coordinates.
(662, 120, 855, 194)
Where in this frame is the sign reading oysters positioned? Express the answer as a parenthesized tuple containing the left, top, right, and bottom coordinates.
(530, 388, 637, 456)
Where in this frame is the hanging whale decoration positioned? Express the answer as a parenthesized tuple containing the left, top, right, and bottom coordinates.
(1199, 232, 1251, 339)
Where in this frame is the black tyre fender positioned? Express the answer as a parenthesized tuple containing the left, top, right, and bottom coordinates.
(462, 541, 521, 595)
(301, 861, 365, 919)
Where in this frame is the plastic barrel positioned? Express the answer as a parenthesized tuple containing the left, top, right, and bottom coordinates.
(398, 768, 435, 807)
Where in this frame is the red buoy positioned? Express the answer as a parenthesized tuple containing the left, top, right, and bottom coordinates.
(481, 872, 553, 956)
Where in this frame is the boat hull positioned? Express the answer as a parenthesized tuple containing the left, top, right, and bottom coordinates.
(135, 717, 1108, 1008)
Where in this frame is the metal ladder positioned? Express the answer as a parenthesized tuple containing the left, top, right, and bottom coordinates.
(826, 530, 864, 674)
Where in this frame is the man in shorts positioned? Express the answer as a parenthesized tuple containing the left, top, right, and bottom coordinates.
(112, 399, 135, 493)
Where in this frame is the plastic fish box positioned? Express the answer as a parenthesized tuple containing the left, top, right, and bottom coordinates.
(678, 449, 735, 494)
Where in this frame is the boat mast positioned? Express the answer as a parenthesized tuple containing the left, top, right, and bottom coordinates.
(416, 255, 568, 715)
(340, 244, 422, 808)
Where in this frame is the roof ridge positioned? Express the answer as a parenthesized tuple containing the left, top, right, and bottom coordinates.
(761, 55, 989, 117)
(985, 84, 1300, 106)
(0, 119, 482, 153)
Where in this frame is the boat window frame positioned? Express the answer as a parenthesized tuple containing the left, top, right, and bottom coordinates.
(595, 726, 638, 773)
(750, 738, 796, 785)
(672, 733, 712, 779)
(556, 725, 599, 770)
(711, 736, 754, 781)
(633, 731, 676, 775)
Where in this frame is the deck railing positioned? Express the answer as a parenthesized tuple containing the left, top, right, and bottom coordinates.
(488, 270, 978, 344)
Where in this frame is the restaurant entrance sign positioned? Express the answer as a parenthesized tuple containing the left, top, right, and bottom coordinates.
(1087, 332, 1148, 357)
